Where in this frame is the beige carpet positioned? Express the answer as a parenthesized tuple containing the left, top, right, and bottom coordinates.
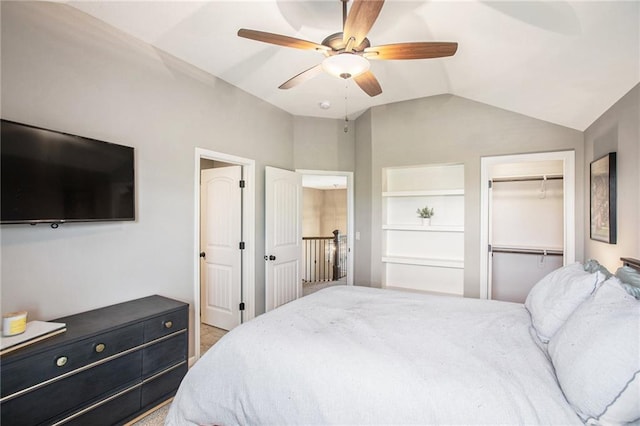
(303, 279, 346, 296)
(128, 403, 170, 426)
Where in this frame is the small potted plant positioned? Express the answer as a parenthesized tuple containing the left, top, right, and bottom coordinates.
(417, 206, 434, 226)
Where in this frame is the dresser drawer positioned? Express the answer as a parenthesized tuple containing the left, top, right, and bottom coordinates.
(1, 350, 142, 426)
(141, 362, 188, 410)
(1, 323, 143, 398)
(142, 332, 187, 378)
(57, 385, 141, 426)
(143, 308, 187, 342)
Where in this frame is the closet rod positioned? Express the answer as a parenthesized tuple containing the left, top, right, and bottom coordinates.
(491, 246, 564, 256)
(491, 174, 563, 183)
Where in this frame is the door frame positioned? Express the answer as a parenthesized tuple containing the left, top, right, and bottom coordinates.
(296, 169, 355, 286)
(193, 148, 255, 361)
(479, 150, 575, 299)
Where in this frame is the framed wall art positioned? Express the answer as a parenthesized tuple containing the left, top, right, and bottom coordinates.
(590, 152, 617, 244)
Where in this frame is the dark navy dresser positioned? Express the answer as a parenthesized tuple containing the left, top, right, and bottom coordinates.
(0, 295, 188, 425)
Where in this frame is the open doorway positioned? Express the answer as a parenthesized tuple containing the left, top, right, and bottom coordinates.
(479, 151, 576, 301)
(298, 170, 354, 296)
(193, 148, 255, 361)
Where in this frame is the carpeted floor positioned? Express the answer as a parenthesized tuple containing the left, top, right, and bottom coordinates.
(303, 278, 346, 296)
(129, 402, 170, 426)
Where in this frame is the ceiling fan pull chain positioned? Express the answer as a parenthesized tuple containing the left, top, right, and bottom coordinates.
(344, 80, 349, 133)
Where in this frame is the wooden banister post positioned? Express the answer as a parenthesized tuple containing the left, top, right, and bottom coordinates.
(333, 230, 340, 281)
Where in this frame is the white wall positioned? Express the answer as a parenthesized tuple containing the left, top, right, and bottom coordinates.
(0, 2, 294, 351)
(490, 160, 565, 250)
(584, 84, 639, 270)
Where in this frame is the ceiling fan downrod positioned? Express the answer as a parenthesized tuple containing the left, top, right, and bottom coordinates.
(341, 0, 348, 30)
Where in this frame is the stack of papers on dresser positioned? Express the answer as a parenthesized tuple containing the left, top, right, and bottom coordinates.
(1, 321, 66, 354)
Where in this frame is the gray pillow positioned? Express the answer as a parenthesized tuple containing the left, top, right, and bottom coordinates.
(616, 266, 640, 299)
(620, 283, 640, 299)
(583, 259, 613, 279)
(616, 266, 640, 287)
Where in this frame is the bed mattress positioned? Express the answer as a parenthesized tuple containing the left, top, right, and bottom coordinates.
(167, 286, 580, 425)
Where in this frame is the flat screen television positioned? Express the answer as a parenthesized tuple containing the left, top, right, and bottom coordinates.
(1, 119, 135, 225)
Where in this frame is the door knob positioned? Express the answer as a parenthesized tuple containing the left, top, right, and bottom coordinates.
(269, 255, 276, 261)
(200, 252, 206, 258)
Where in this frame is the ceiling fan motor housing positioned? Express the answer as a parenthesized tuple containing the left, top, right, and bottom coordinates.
(322, 32, 370, 54)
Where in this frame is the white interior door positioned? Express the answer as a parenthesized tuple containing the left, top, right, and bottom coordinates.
(200, 166, 242, 330)
(265, 166, 302, 312)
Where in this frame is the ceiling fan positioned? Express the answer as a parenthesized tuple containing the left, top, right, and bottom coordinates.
(237, 0, 458, 97)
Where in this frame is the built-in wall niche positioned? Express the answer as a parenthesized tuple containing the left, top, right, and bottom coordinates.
(382, 163, 465, 296)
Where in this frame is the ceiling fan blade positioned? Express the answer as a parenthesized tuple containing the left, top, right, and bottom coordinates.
(342, 0, 384, 48)
(364, 42, 458, 60)
(238, 29, 329, 52)
(354, 71, 382, 97)
(279, 64, 325, 90)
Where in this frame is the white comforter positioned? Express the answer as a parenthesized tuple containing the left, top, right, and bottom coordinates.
(167, 286, 580, 425)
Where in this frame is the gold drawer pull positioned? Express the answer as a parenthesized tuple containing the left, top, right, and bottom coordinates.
(95, 343, 106, 353)
(56, 356, 68, 367)
(164, 321, 173, 329)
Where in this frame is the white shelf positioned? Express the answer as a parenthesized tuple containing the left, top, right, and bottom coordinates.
(383, 189, 464, 197)
(382, 164, 465, 292)
(383, 224, 464, 232)
(382, 256, 464, 269)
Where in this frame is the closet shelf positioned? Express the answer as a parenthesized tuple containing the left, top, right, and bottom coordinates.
(491, 246, 564, 256)
(383, 189, 464, 197)
(383, 224, 464, 232)
(491, 174, 563, 183)
(382, 256, 464, 269)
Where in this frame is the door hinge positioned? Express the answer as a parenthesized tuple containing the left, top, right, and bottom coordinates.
(488, 180, 493, 189)
(239, 241, 245, 250)
(239, 179, 246, 188)
(239, 302, 245, 311)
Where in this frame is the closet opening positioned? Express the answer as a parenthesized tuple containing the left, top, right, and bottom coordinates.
(479, 151, 575, 302)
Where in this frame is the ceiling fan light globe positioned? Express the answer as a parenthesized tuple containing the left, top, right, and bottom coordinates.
(322, 54, 370, 80)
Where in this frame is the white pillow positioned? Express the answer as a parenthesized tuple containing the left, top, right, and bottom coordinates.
(548, 278, 640, 424)
(525, 262, 603, 343)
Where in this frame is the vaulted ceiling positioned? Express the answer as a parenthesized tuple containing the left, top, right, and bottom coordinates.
(68, 1, 639, 131)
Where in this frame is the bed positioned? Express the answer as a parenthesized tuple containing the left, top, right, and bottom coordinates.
(167, 258, 640, 425)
